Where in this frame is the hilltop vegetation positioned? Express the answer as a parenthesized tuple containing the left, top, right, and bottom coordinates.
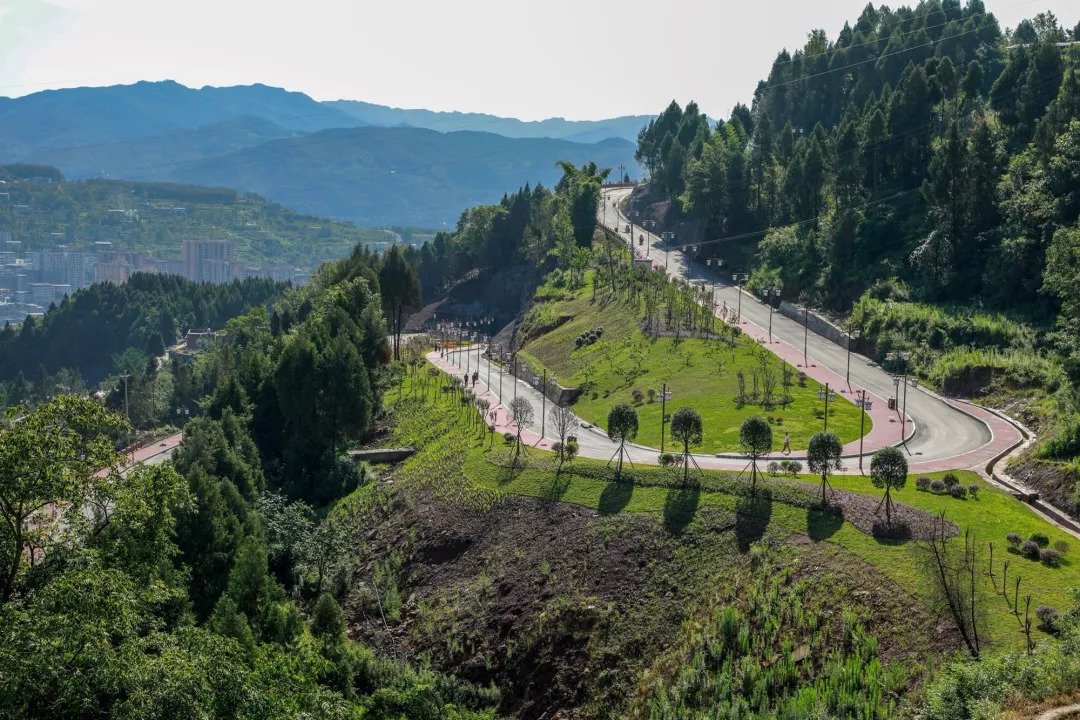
(0, 165, 393, 265)
(0, 272, 286, 389)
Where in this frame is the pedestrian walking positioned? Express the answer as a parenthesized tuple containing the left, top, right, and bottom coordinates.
(782, 432, 791, 455)
(463, 373, 468, 388)
(472, 370, 479, 387)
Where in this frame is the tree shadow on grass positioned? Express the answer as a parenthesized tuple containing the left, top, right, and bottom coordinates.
(807, 506, 844, 541)
(497, 462, 524, 487)
(543, 469, 571, 502)
(735, 492, 773, 551)
(598, 480, 633, 515)
(663, 484, 700, 535)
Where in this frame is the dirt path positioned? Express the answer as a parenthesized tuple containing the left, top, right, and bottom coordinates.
(1037, 704, 1080, 720)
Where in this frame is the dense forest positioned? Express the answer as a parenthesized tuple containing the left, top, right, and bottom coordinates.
(634, 2, 1080, 465)
(0, 273, 286, 391)
(0, 166, 392, 265)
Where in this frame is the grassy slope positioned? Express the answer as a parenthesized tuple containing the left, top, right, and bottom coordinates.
(518, 272, 868, 453)
(466, 446, 1075, 649)
(397, 368, 1077, 651)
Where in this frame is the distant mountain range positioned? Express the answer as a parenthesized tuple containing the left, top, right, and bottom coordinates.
(0, 81, 643, 227)
(325, 100, 650, 143)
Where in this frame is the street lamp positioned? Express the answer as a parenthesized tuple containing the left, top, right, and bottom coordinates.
(857, 389, 867, 474)
(846, 329, 861, 384)
(685, 246, 697, 281)
(767, 287, 781, 343)
(801, 305, 810, 367)
(175, 406, 190, 439)
(732, 272, 749, 323)
(900, 350, 911, 446)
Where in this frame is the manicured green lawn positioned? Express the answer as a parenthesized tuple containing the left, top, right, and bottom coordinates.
(518, 273, 868, 453)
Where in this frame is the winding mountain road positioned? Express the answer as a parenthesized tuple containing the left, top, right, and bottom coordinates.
(428, 188, 1023, 475)
(598, 186, 1020, 472)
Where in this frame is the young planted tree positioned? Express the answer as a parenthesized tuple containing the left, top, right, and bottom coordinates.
(670, 407, 704, 485)
(508, 396, 535, 463)
(549, 404, 577, 468)
(607, 403, 639, 479)
(870, 446, 908, 526)
(739, 415, 773, 496)
(807, 431, 843, 507)
(922, 512, 985, 658)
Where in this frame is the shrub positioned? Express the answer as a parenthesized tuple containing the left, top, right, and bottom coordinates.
(575, 336, 584, 348)
(1006, 532, 1023, 548)
(1035, 605, 1060, 631)
(778, 459, 792, 473)
(967, 483, 979, 498)
(551, 441, 563, 455)
(565, 440, 579, 460)
(1040, 548, 1063, 567)
(503, 432, 515, 444)
(943, 473, 959, 488)
(930, 479, 946, 493)
(1053, 540, 1069, 555)
(658, 453, 676, 467)
(1020, 540, 1041, 560)
(767, 461, 780, 476)
(1030, 533, 1050, 548)
(787, 461, 803, 476)
(797, 371, 807, 387)
(949, 485, 968, 499)
(775, 416, 783, 424)
(596, 327, 604, 336)
(915, 476, 931, 491)
(647, 388, 656, 403)
(631, 388, 645, 403)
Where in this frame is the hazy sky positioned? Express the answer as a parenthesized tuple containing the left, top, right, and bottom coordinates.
(1, 0, 1075, 121)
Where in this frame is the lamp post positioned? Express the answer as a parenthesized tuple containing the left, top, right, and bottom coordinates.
(846, 329, 861, 384)
(767, 287, 781, 343)
(801, 306, 810, 367)
(900, 350, 911, 446)
(732, 272, 749, 323)
(857, 389, 867, 474)
(175, 406, 190, 440)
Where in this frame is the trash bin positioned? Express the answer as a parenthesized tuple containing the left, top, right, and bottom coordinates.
(887, 397, 896, 410)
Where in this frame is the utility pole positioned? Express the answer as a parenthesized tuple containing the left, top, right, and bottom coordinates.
(486, 341, 491, 391)
(512, 354, 518, 403)
(499, 353, 503, 401)
(660, 383, 667, 454)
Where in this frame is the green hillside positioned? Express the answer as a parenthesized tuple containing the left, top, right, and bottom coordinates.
(518, 270, 866, 453)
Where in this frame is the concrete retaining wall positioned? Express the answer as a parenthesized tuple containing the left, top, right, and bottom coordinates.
(348, 448, 416, 463)
(777, 300, 850, 347)
(510, 357, 580, 406)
